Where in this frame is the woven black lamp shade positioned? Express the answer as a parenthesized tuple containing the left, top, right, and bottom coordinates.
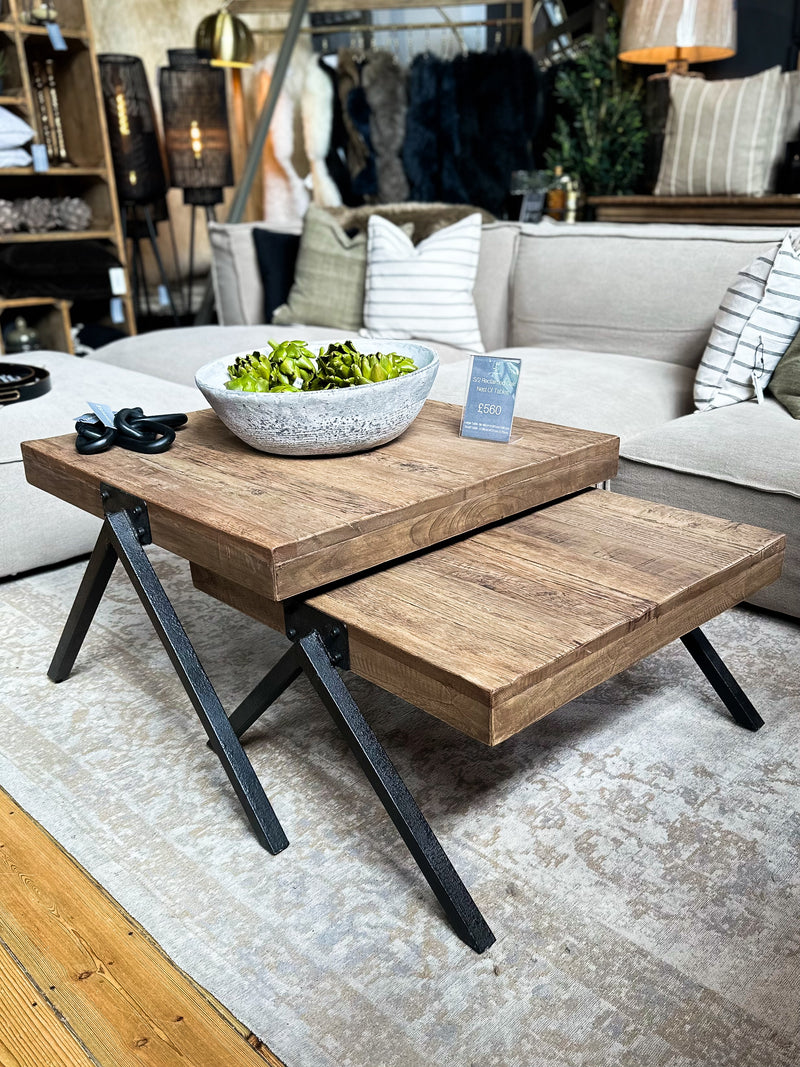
(98, 54, 168, 206)
(159, 60, 233, 207)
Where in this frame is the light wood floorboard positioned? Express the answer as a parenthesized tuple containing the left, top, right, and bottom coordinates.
(0, 787, 285, 1067)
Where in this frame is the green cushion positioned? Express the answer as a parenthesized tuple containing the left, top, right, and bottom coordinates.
(768, 330, 800, 418)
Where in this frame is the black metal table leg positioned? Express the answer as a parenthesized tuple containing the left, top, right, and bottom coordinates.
(229, 643, 303, 739)
(295, 630, 496, 954)
(102, 504, 290, 854)
(681, 627, 764, 731)
(48, 528, 117, 683)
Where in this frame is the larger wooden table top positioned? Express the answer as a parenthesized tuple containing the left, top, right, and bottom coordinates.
(193, 489, 784, 746)
(22, 401, 618, 600)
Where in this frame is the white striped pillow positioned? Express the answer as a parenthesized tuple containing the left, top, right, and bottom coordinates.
(655, 67, 783, 197)
(362, 213, 484, 352)
(695, 232, 800, 410)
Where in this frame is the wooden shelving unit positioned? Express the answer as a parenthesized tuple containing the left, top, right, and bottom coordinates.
(0, 0, 135, 353)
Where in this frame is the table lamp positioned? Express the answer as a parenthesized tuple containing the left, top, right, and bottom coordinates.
(619, 0, 736, 73)
(618, 0, 737, 188)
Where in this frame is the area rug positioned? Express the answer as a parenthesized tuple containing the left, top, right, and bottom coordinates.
(1, 548, 799, 1067)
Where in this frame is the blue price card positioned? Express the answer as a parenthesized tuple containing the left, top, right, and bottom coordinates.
(46, 21, 68, 51)
(460, 354, 522, 443)
(109, 297, 125, 324)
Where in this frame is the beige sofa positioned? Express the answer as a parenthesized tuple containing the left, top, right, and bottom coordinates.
(3, 219, 798, 619)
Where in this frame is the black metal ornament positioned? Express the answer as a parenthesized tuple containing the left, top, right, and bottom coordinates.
(74, 407, 187, 455)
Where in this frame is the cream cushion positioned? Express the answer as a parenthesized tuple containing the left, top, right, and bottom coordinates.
(510, 220, 789, 366)
(362, 213, 484, 352)
(655, 67, 783, 197)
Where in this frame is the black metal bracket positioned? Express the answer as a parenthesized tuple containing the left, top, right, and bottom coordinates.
(284, 600, 349, 669)
(100, 483, 151, 544)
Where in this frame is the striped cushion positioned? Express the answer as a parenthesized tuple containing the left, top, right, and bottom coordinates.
(362, 213, 484, 352)
(694, 233, 800, 410)
(655, 67, 783, 197)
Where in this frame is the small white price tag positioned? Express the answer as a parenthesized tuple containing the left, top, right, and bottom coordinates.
(157, 284, 170, 307)
(45, 21, 68, 51)
(751, 369, 764, 404)
(108, 267, 127, 296)
(110, 296, 125, 324)
(31, 143, 49, 172)
(86, 401, 116, 428)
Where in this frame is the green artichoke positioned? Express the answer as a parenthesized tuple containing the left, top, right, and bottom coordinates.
(225, 339, 417, 393)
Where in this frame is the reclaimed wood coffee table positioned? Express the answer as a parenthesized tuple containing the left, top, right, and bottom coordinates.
(22, 401, 784, 954)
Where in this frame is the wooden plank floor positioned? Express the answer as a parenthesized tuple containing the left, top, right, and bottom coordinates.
(0, 788, 286, 1067)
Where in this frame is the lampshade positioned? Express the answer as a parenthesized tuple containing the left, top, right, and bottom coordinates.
(619, 0, 736, 66)
(159, 58, 233, 207)
(195, 5, 254, 68)
(98, 54, 168, 206)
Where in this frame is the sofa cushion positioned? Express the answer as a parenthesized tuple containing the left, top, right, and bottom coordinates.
(208, 219, 301, 327)
(769, 327, 800, 418)
(695, 232, 800, 410)
(1, 350, 205, 578)
(510, 220, 789, 366)
(272, 205, 372, 332)
(619, 399, 800, 499)
(472, 222, 518, 353)
(616, 399, 799, 616)
(655, 67, 783, 197)
(429, 347, 695, 440)
(363, 213, 484, 352)
(252, 228, 301, 322)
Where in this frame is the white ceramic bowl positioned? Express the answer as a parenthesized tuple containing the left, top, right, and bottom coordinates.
(195, 339, 439, 456)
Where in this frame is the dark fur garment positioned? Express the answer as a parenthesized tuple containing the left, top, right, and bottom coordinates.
(403, 48, 543, 216)
(363, 51, 409, 204)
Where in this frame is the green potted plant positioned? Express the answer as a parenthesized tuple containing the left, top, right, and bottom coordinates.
(545, 17, 647, 198)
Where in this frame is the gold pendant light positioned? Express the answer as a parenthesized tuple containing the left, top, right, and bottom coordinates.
(196, 1, 255, 69)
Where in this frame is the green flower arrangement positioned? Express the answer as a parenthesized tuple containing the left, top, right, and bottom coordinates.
(545, 18, 647, 197)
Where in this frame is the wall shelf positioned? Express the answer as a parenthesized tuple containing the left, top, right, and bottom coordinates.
(0, 0, 134, 347)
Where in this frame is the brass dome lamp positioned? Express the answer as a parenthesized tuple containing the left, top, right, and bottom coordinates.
(195, 1, 255, 69)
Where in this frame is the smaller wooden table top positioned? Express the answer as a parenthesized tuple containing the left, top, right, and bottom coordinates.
(193, 489, 784, 746)
(22, 400, 618, 601)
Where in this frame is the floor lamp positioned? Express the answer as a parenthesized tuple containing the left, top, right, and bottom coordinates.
(160, 50, 235, 315)
(98, 54, 181, 327)
(194, 0, 310, 324)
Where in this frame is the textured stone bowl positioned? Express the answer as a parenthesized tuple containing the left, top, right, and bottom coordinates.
(195, 339, 439, 456)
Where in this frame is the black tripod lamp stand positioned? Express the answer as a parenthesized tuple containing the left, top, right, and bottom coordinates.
(98, 54, 181, 327)
(159, 51, 234, 315)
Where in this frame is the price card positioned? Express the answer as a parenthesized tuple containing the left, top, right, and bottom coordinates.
(85, 401, 116, 428)
(45, 21, 68, 51)
(31, 143, 49, 172)
(157, 284, 170, 307)
(109, 297, 125, 324)
(460, 354, 522, 443)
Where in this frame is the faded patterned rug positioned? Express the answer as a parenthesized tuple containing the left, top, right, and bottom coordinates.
(1, 547, 799, 1067)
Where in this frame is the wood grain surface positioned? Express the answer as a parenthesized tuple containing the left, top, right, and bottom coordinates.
(193, 490, 784, 745)
(0, 791, 285, 1067)
(22, 401, 618, 600)
(587, 195, 800, 225)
